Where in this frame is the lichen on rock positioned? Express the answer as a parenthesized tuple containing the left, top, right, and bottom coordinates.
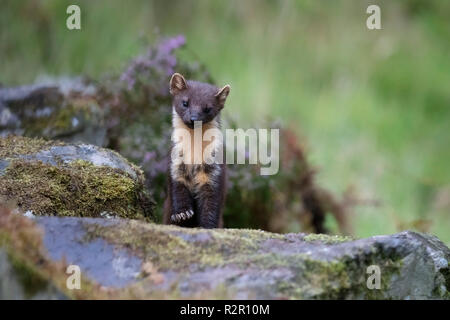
(302, 233, 354, 244)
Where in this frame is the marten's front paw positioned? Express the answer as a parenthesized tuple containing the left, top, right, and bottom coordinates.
(171, 209, 194, 223)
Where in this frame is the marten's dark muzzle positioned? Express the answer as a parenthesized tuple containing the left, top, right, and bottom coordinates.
(189, 115, 201, 128)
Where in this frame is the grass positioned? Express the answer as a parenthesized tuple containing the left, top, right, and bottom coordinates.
(1, 0, 449, 244)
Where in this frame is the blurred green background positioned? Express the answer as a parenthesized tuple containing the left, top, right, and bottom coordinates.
(1, 0, 449, 243)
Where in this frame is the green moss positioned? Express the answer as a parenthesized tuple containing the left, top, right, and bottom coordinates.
(83, 222, 353, 277)
(81, 221, 410, 299)
(83, 222, 280, 271)
(255, 255, 351, 299)
(0, 158, 152, 219)
(220, 228, 285, 241)
(276, 254, 404, 299)
(228, 252, 292, 269)
(23, 97, 101, 137)
(50, 103, 80, 132)
(0, 136, 63, 158)
(7, 249, 50, 298)
(303, 233, 354, 244)
(85, 222, 215, 270)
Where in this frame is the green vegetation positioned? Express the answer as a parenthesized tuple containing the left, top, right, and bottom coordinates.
(1, 1, 449, 243)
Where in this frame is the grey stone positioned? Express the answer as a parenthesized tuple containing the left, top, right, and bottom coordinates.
(20, 216, 450, 299)
(0, 78, 107, 146)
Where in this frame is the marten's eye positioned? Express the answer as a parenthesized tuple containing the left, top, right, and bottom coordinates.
(204, 106, 211, 114)
(182, 100, 189, 108)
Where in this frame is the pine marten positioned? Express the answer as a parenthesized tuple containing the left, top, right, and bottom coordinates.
(163, 73, 230, 228)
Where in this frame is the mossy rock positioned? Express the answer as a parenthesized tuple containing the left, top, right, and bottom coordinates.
(0, 78, 107, 146)
(3, 212, 447, 300)
(0, 136, 154, 219)
(0, 248, 67, 299)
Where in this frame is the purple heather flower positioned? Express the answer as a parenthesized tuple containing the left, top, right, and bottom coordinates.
(120, 35, 186, 89)
(143, 151, 156, 163)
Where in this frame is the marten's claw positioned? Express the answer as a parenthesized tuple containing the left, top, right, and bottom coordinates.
(172, 210, 194, 223)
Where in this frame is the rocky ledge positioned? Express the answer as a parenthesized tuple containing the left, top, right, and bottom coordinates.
(0, 208, 448, 299)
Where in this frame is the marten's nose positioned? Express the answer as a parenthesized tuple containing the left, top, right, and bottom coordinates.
(190, 115, 199, 122)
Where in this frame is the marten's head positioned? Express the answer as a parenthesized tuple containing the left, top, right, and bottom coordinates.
(170, 73, 230, 129)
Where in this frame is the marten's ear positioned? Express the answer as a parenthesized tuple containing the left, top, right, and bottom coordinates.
(170, 73, 187, 95)
(215, 85, 231, 105)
